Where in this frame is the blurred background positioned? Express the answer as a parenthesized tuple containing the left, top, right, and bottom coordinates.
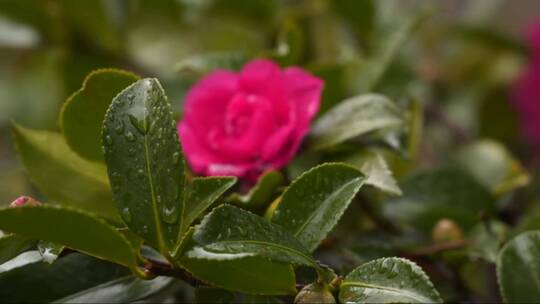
(1, 0, 540, 302)
(1, 0, 539, 209)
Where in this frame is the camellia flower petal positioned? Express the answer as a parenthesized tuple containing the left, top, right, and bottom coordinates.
(178, 59, 324, 179)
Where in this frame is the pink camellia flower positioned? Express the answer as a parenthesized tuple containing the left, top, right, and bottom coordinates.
(512, 21, 540, 150)
(178, 59, 323, 179)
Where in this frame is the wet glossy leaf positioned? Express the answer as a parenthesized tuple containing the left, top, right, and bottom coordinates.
(60, 69, 138, 161)
(37, 240, 65, 264)
(177, 229, 297, 295)
(228, 171, 284, 210)
(55, 276, 173, 303)
(454, 140, 530, 195)
(271, 163, 365, 252)
(0, 253, 128, 303)
(0, 234, 35, 265)
(11, 123, 117, 219)
(181, 176, 237, 235)
(103, 78, 185, 254)
(497, 231, 540, 303)
(343, 151, 402, 195)
(310, 94, 404, 150)
(0, 205, 138, 270)
(339, 257, 442, 303)
(189, 204, 316, 267)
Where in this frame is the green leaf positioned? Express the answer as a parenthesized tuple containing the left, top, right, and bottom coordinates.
(332, 0, 375, 46)
(0, 253, 129, 303)
(454, 140, 530, 195)
(343, 151, 402, 196)
(271, 163, 365, 252)
(11, 123, 117, 219)
(0, 234, 35, 265)
(55, 276, 173, 303)
(353, 11, 429, 93)
(177, 228, 297, 295)
(181, 176, 237, 235)
(176, 52, 248, 77)
(37, 240, 65, 264)
(0, 205, 139, 270)
(310, 94, 404, 150)
(339, 257, 442, 303)
(385, 167, 495, 232)
(60, 69, 139, 161)
(195, 287, 235, 304)
(497, 231, 540, 303)
(103, 78, 185, 254)
(190, 204, 316, 268)
(228, 171, 284, 210)
(468, 221, 508, 263)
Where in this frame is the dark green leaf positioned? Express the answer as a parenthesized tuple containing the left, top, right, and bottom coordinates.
(0, 253, 129, 303)
(0, 205, 139, 270)
(497, 231, 540, 303)
(177, 229, 297, 295)
(228, 171, 284, 210)
(11, 123, 117, 219)
(332, 0, 375, 45)
(0, 234, 35, 265)
(190, 204, 316, 268)
(339, 257, 442, 303)
(60, 69, 139, 161)
(181, 176, 237, 236)
(195, 287, 235, 304)
(37, 240, 65, 264)
(103, 78, 185, 254)
(271, 163, 365, 252)
(55, 276, 173, 303)
(310, 94, 404, 150)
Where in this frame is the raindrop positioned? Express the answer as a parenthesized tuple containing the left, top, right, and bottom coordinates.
(115, 120, 124, 134)
(104, 135, 113, 145)
(137, 168, 144, 179)
(162, 205, 178, 224)
(121, 207, 132, 223)
(129, 113, 148, 135)
(142, 225, 148, 234)
(125, 131, 136, 142)
(172, 152, 180, 164)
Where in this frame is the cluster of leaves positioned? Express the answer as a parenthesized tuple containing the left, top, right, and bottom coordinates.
(1, 0, 539, 303)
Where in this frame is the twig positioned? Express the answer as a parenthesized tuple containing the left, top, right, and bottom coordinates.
(144, 258, 203, 287)
(404, 239, 472, 257)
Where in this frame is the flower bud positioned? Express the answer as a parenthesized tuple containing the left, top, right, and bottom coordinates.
(432, 218, 462, 243)
(294, 283, 336, 304)
(9, 196, 41, 208)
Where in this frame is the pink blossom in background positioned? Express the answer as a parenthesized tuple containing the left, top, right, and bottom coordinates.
(178, 59, 323, 179)
(512, 21, 540, 150)
(9, 196, 40, 208)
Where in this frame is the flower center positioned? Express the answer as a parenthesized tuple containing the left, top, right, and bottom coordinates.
(224, 93, 262, 137)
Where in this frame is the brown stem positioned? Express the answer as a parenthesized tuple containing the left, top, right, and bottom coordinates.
(144, 258, 203, 287)
(404, 239, 472, 257)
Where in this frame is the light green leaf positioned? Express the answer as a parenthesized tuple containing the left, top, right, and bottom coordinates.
(0, 234, 35, 265)
(181, 176, 237, 235)
(339, 257, 442, 303)
(467, 221, 508, 263)
(0, 205, 139, 270)
(55, 276, 173, 303)
(271, 163, 365, 252)
(454, 139, 530, 195)
(310, 94, 404, 150)
(177, 228, 297, 295)
(60, 69, 139, 161)
(11, 123, 117, 219)
(190, 204, 316, 268)
(176, 52, 248, 77)
(37, 240, 65, 264)
(344, 151, 402, 195)
(103, 78, 185, 254)
(497, 231, 540, 303)
(228, 170, 284, 210)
